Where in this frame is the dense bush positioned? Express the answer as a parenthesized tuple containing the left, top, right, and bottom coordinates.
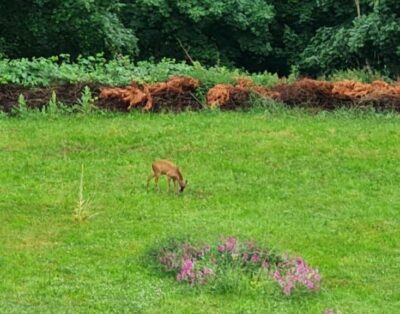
(299, 3, 400, 77)
(0, 0, 137, 59)
(1, 1, 400, 77)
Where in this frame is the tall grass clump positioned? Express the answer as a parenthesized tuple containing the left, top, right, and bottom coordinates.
(73, 165, 97, 223)
(11, 94, 29, 117)
(76, 86, 96, 114)
(45, 91, 59, 115)
(322, 68, 392, 83)
(249, 94, 288, 114)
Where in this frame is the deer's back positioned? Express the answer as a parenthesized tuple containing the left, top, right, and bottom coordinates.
(152, 159, 178, 174)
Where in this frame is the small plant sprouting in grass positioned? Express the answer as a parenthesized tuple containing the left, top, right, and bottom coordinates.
(46, 91, 59, 115)
(78, 86, 95, 113)
(12, 94, 29, 116)
(73, 164, 98, 223)
(156, 237, 321, 296)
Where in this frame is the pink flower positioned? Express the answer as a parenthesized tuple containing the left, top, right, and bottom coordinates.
(306, 281, 315, 289)
(283, 280, 294, 295)
(177, 259, 194, 282)
(251, 254, 260, 263)
(217, 245, 225, 253)
(272, 257, 321, 295)
(225, 237, 237, 252)
(273, 271, 281, 280)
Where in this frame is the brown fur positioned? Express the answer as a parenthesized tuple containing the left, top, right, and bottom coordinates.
(147, 160, 187, 193)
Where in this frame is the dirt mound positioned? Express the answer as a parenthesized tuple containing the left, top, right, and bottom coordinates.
(98, 76, 200, 111)
(271, 79, 339, 109)
(97, 83, 146, 111)
(206, 84, 250, 110)
(2, 76, 400, 113)
(270, 78, 400, 110)
(206, 78, 279, 109)
(331, 80, 373, 97)
(0, 83, 102, 112)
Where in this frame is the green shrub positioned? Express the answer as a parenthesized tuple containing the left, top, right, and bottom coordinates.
(322, 68, 392, 83)
(0, 55, 280, 88)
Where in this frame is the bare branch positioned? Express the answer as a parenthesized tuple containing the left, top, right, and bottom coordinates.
(176, 38, 195, 65)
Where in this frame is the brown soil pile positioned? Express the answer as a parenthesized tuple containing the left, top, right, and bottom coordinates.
(206, 78, 280, 109)
(2, 77, 400, 113)
(98, 76, 201, 111)
(271, 79, 339, 109)
(207, 84, 250, 110)
(271, 79, 400, 110)
(0, 83, 102, 112)
(332, 80, 400, 110)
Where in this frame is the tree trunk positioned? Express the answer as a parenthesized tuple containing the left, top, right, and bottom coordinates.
(354, 0, 361, 18)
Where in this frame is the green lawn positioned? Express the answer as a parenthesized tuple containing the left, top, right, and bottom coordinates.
(1, 110, 399, 313)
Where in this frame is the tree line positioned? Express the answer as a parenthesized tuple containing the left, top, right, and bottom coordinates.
(1, 0, 400, 77)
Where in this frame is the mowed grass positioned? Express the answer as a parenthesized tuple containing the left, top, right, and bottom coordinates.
(0, 110, 399, 313)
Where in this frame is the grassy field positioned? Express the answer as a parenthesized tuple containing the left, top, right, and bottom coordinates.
(1, 110, 399, 313)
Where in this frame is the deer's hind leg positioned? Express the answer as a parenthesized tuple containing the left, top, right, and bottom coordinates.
(147, 172, 155, 190)
(154, 174, 161, 191)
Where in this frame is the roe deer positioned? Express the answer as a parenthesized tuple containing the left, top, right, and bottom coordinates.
(147, 160, 187, 193)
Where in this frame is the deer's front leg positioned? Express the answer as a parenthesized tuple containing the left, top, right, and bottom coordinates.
(167, 177, 171, 192)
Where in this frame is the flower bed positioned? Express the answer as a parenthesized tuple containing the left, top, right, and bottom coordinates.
(157, 237, 321, 296)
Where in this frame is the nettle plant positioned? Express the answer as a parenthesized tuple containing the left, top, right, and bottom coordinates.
(157, 237, 321, 296)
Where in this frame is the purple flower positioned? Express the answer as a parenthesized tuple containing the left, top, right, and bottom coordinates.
(225, 237, 237, 252)
(272, 257, 321, 295)
(306, 281, 314, 289)
(217, 245, 225, 253)
(251, 254, 260, 263)
(177, 259, 194, 282)
(283, 280, 294, 295)
(273, 270, 281, 280)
